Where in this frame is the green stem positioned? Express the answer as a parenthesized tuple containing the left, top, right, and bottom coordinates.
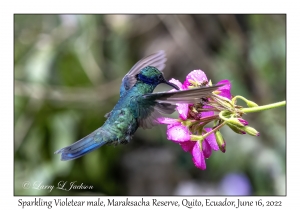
(241, 101, 286, 113)
(203, 121, 226, 138)
(232, 95, 248, 103)
(191, 121, 226, 141)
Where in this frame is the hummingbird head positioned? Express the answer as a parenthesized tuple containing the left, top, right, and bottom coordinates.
(137, 66, 180, 90)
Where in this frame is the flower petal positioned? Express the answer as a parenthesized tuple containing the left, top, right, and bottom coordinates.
(169, 78, 184, 91)
(183, 70, 208, 88)
(180, 141, 195, 152)
(177, 103, 189, 120)
(192, 141, 206, 170)
(166, 125, 190, 142)
(157, 117, 181, 125)
(217, 80, 231, 99)
(200, 105, 214, 118)
(202, 139, 212, 158)
(204, 128, 219, 151)
(168, 78, 189, 120)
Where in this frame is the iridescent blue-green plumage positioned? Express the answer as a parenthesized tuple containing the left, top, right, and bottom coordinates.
(55, 51, 221, 161)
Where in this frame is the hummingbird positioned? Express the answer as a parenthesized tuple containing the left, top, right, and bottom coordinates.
(55, 51, 221, 161)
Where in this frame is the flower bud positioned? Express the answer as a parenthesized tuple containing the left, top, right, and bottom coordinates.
(237, 118, 248, 126)
(243, 126, 260, 136)
(227, 123, 246, 135)
(215, 130, 226, 153)
(246, 100, 258, 107)
(227, 118, 248, 127)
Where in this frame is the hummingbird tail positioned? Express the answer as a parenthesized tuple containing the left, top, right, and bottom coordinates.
(54, 132, 107, 161)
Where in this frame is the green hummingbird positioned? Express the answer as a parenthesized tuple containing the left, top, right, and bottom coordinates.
(55, 51, 221, 161)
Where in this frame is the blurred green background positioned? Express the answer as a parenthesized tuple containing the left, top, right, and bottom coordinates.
(14, 14, 286, 196)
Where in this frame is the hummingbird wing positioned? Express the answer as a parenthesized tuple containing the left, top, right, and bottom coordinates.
(143, 85, 222, 104)
(137, 102, 177, 129)
(138, 85, 222, 129)
(105, 51, 167, 119)
(120, 50, 167, 96)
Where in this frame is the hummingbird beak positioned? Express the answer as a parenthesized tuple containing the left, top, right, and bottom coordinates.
(163, 79, 180, 90)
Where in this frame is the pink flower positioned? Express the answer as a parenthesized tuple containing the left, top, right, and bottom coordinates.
(166, 125, 219, 170)
(216, 80, 231, 99)
(169, 71, 232, 121)
(168, 78, 189, 120)
(158, 70, 233, 170)
(166, 124, 190, 143)
(168, 70, 209, 120)
(183, 70, 208, 89)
